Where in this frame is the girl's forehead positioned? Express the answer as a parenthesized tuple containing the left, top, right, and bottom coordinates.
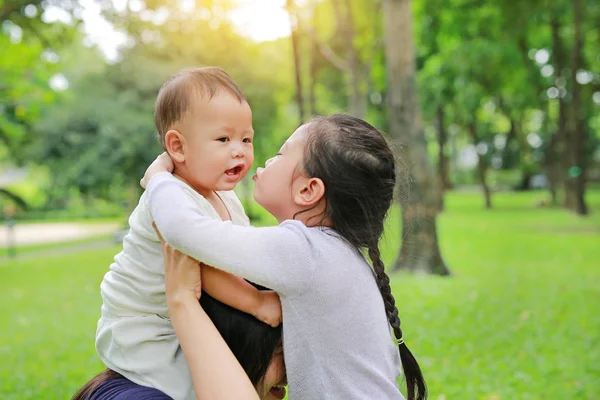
(284, 124, 310, 148)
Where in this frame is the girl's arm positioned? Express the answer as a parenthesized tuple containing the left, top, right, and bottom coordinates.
(201, 266, 282, 327)
(147, 172, 315, 295)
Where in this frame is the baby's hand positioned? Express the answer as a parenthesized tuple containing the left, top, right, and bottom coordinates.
(254, 291, 282, 328)
(141, 152, 174, 189)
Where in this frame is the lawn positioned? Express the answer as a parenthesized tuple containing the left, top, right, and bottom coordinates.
(1, 190, 599, 399)
(0, 234, 114, 259)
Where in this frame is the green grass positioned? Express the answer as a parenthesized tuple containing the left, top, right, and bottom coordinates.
(0, 234, 113, 258)
(1, 190, 599, 399)
(12, 216, 124, 225)
(383, 190, 600, 400)
(0, 248, 115, 399)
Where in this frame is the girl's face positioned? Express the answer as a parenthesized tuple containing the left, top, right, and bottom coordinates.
(252, 124, 309, 222)
(260, 345, 287, 399)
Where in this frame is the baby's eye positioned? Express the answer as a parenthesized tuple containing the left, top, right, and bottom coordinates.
(217, 137, 229, 142)
(243, 138, 253, 144)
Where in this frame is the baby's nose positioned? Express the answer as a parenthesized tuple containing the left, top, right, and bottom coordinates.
(232, 144, 244, 156)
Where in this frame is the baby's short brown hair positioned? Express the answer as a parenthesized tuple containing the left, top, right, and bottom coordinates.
(154, 67, 246, 148)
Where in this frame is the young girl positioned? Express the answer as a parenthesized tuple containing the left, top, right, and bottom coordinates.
(143, 114, 427, 400)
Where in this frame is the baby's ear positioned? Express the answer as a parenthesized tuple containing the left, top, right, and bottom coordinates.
(164, 130, 186, 163)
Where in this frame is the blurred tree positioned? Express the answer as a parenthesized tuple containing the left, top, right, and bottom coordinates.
(307, 2, 319, 116)
(565, 0, 587, 215)
(10, 0, 599, 221)
(383, 0, 449, 275)
(306, 0, 380, 119)
(330, 0, 366, 118)
(0, 0, 79, 162)
(28, 0, 293, 210)
(29, 47, 160, 206)
(545, 5, 569, 204)
(286, 0, 306, 124)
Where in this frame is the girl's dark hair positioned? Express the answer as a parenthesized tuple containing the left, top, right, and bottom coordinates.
(303, 114, 427, 400)
(73, 285, 281, 400)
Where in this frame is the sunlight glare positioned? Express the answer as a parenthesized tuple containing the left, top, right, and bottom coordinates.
(230, 0, 291, 42)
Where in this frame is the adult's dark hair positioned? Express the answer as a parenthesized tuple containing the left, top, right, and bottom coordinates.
(73, 286, 281, 400)
(302, 114, 427, 400)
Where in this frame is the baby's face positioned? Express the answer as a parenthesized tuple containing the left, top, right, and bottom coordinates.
(178, 91, 254, 192)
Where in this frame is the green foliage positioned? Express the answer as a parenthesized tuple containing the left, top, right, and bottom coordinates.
(0, 1, 79, 162)
(414, 0, 598, 196)
(3, 0, 597, 212)
(30, 48, 162, 197)
(23, 1, 296, 207)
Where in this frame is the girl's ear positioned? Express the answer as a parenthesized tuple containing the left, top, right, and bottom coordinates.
(164, 129, 186, 163)
(294, 177, 325, 207)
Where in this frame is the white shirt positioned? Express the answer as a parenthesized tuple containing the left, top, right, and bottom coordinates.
(96, 179, 249, 400)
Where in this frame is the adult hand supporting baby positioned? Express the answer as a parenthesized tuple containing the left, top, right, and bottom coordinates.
(152, 222, 260, 400)
(153, 222, 202, 305)
(140, 152, 174, 189)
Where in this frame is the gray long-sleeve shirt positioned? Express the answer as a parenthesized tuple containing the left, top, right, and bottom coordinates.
(148, 172, 405, 400)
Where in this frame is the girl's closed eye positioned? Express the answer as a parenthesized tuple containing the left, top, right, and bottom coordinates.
(265, 155, 279, 167)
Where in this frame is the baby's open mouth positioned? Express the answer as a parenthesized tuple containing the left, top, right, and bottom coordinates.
(225, 166, 242, 176)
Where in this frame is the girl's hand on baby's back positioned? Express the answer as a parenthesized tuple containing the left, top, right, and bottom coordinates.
(153, 222, 202, 307)
(140, 152, 174, 189)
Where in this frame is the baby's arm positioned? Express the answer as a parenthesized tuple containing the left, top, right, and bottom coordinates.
(201, 265, 281, 327)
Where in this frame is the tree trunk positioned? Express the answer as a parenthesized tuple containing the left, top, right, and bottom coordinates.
(502, 116, 517, 170)
(307, 3, 319, 116)
(566, 0, 588, 215)
(308, 25, 318, 116)
(513, 116, 534, 191)
(549, 13, 570, 208)
(544, 132, 561, 205)
(467, 122, 492, 209)
(287, 0, 305, 125)
(436, 104, 450, 211)
(515, 37, 555, 199)
(332, 0, 366, 118)
(541, 100, 560, 204)
(383, 0, 450, 276)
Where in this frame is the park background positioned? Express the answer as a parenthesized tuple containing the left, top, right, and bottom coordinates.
(1, 0, 599, 399)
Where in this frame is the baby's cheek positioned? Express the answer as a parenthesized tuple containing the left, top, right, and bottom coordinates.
(246, 150, 255, 166)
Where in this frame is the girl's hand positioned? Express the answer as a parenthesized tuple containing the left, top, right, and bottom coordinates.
(153, 222, 201, 305)
(141, 152, 174, 189)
